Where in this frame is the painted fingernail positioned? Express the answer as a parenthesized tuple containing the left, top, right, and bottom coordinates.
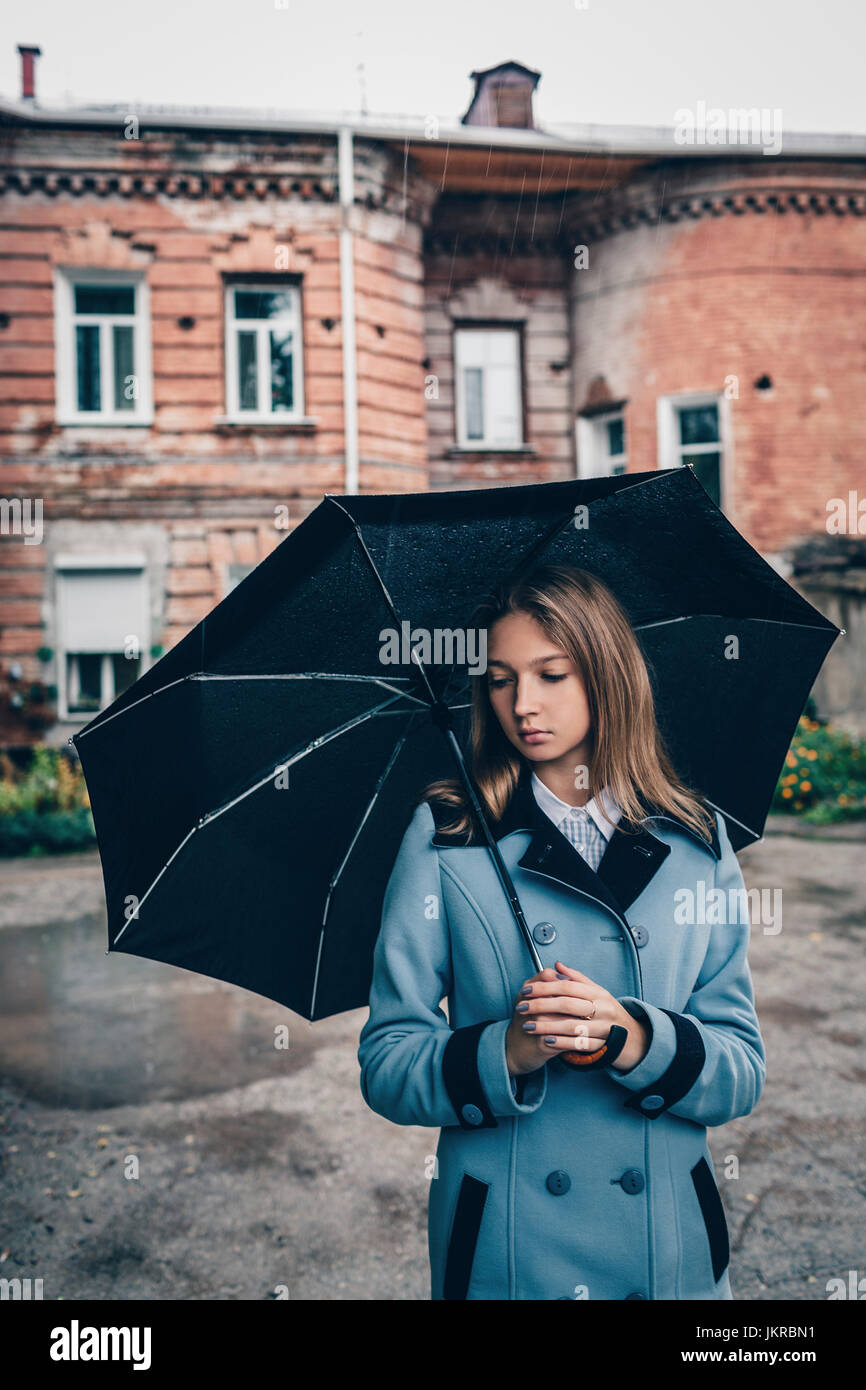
(520, 985, 532, 996)
(516, 1001, 529, 1013)
(521, 1022, 536, 1032)
(544, 1036, 557, 1045)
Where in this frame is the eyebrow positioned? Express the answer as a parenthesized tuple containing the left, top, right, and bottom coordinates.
(486, 654, 569, 670)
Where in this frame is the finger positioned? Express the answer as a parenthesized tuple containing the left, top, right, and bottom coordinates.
(554, 961, 591, 983)
(518, 994, 597, 1017)
(523, 1016, 612, 1038)
(516, 969, 565, 1004)
(539, 1032, 609, 1052)
(521, 966, 560, 989)
(519, 980, 599, 1000)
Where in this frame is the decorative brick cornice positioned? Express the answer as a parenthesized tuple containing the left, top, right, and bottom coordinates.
(0, 163, 438, 224)
(422, 172, 866, 256)
(569, 183, 866, 241)
(0, 167, 338, 200)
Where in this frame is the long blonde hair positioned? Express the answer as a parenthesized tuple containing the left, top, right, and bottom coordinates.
(419, 562, 716, 845)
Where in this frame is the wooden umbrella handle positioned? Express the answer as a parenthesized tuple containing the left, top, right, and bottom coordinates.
(558, 1023, 629, 1071)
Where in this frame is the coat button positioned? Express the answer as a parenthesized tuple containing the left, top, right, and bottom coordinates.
(533, 921, 557, 944)
(461, 1103, 483, 1126)
(640, 1094, 664, 1112)
(617, 1168, 645, 1194)
(546, 1170, 571, 1195)
(625, 1291, 646, 1299)
(629, 923, 649, 948)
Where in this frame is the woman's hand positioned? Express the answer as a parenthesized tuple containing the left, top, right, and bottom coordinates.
(505, 960, 649, 1076)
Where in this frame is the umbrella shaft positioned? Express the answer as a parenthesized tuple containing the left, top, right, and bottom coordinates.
(443, 729, 544, 974)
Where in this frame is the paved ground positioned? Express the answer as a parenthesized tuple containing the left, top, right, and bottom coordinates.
(1, 817, 864, 1300)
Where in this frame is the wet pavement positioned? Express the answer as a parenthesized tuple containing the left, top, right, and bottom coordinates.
(1, 819, 864, 1300)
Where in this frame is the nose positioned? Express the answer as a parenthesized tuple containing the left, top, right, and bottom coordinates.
(512, 678, 540, 718)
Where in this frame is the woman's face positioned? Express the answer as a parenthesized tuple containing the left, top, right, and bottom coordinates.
(485, 610, 592, 772)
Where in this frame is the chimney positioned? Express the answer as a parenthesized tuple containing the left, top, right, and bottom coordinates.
(462, 61, 541, 130)
(17, 45, 42, 102)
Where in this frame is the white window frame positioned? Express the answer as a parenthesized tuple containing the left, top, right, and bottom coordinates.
(224, 281, 304, 422)
(54, 556, 151, 720)
(657, 391, 730, 510)
(54, 268, 153, 426)
(453, 326, 524, 449)
(576, 409, 627, 479)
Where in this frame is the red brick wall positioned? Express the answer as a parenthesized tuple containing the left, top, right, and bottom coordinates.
(0, 124, 432, 741)
(570, 160, 866, 554)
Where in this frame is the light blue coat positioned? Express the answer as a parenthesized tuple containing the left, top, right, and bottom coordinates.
(357, 760, 766, 1300)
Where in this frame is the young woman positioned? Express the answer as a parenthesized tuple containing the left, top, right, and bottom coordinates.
(357, 563, 766, 1300)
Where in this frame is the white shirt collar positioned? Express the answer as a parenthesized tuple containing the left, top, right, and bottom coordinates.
(530, 770, 622, 842)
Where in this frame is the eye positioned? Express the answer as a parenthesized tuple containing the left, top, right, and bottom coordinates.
(487, 673, 567, 687)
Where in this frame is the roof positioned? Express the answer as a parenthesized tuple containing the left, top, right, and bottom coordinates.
(2, 95, 865, 160)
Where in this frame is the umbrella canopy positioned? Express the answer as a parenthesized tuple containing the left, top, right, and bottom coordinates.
(72, 467, 841, 1024)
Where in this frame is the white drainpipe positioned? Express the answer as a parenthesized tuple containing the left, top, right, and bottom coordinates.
(338, 126, 359, 495)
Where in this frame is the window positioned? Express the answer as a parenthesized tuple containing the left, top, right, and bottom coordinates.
(55, 270, 152, 424)
(491, 84, 532, 129)
(224, 563, 254, 597)
(576, 409, 627, 478)
(55, 560, 150, 718)
(657, 393, 725, 508)
(453, 327, 523, 448)
(224, 282, 304, 421)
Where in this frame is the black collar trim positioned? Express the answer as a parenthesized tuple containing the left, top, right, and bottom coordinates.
(429, 760, 720, 921)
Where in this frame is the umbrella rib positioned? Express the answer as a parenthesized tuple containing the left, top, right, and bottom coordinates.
(190, 672, 429, 705)
(634, 614, 835, 633)
(325, 497, 440, 706)
(112, 824, 199, 946)
(74, 675, 193, 739)
(196, 691, 412, 829)
(111, 692, 414, 948)
(310, 724, 417, 1020)
(75, 672, 426, 740)
(701, 799, 762, 842)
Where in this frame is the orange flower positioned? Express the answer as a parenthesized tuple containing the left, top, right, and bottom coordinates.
(800, 781, 811, 793)
(782, 787, 793, 799)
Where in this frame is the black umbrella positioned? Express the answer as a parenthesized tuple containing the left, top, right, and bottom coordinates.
(72, 467, 840, 1071)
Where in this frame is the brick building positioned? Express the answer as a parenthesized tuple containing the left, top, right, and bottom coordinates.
(1, 50, 865, 745)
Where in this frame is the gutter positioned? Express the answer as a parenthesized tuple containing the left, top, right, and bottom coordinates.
(337, 126, 359, 496)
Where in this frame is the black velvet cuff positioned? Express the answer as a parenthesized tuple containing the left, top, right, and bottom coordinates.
(442, 1019, 500, 1130)
(621, 1008, 706, 1119)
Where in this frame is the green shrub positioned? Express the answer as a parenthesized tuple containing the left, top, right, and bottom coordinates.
(0, 807, 95, 856)
(0, 747, 95, 856)
(772, 708, 866, 823)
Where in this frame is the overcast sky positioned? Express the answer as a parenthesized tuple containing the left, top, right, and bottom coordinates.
(3, 0, 865, 135)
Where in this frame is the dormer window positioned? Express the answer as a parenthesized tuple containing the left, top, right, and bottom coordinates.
(462, 61, 541, 129)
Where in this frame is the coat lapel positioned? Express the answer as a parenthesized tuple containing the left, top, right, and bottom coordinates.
(430, 759, 720, 920)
